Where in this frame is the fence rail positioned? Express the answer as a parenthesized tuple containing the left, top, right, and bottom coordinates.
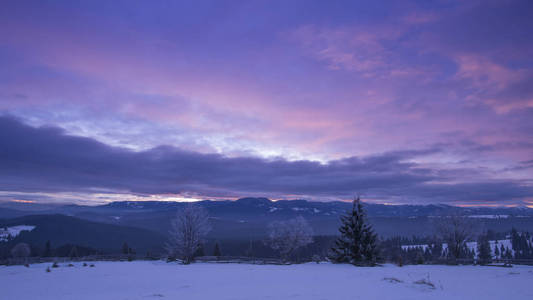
(0, 254, 154, 266)
(2, 255, 533, 266)
(0, 255, 287, 266)
(193, 256, 286, 265)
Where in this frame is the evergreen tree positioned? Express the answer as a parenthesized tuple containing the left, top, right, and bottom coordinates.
(43, 240, 52, 257)
(477, 234, 492, 265)
(430, 240, 443, 261)
(193, 243, 205, 257)
(244, 240, 254, 258)
(505, 247, 513, 259)
(329, 197, 378, 266)
(415, 250, 424, 264)
(122, 242, 130, 255)
(69, 246, 78, 259)
(423, 247, 432, 262)
(511, 228, 519, 251)
(213, 242, 222, 257)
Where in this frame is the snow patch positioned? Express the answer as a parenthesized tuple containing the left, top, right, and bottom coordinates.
(402, 239, 514, 258)
(468, 215, 509, 219)
(0, 225, 36, 242)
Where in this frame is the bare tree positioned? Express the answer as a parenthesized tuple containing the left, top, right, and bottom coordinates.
(165, 204, 211, 264)
(11, 243, 31, 263)
(434, 215, 478, 262)
(266, 216, 314, 262)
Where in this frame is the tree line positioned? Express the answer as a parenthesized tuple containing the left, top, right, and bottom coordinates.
(164, 197, 533, 266)
(3, 197, 533, 266)
(165, 197, 378, 265)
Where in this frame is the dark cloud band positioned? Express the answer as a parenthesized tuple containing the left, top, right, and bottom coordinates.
(1, 115, 531, 204)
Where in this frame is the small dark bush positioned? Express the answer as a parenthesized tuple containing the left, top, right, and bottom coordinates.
(67, 263, 74, 267)
(413, 278, 435, 289)
(396, 256, 403, 267)
(83, 263, 88, 267)
(89, 264, 95, 267)
(24, 264, 30, 268)
(383, 277, 403, 283)
(52, 262, 59, 268)
(312, 255, 321, 264)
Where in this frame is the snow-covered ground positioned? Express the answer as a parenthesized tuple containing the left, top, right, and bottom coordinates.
(0, 225, 35, 242)
(1, 261, 532, 300)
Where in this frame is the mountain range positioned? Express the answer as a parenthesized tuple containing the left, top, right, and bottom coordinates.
(1, 198, 533, 255)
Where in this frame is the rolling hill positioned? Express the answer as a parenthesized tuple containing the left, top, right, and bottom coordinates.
(0, 214, 165, 255)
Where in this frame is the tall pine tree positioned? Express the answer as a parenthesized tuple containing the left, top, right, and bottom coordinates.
(69, 245, 78, 259)
(122, 242, 130, 255)
(477, 234, 492, 265)
(213, 242, 222, 257)
(43, 240, 52, 257)
(329, 196, 378, 266)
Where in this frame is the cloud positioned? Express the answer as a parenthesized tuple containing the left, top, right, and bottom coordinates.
(452, 54, 533, 113)
(289, 24, 409, 77)
(1, 116, 531, 205)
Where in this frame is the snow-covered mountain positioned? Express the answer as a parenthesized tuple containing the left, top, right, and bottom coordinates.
(1, 198, 532, 239)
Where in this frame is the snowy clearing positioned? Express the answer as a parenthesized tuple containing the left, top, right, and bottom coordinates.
(1, 261, 532, 300)
(467, 214, 509, 219)
(0, 225, 36, 242)
(402, 239, 514, 258)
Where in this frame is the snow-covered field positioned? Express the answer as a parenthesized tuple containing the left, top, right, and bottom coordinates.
(1, 261, 532, 300)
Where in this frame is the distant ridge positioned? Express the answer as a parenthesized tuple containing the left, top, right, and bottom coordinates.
(1, 198, 533, 241)
(2, 197, 533, 218)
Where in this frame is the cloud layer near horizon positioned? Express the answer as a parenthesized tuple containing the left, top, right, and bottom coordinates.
(1, 116, 531, 205)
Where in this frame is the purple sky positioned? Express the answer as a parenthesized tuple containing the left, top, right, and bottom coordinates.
(1, 0, 532, 206)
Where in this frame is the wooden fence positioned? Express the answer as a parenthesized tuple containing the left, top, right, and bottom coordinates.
(2, 255, 533, 266)
(193, 256, 286, 265)
(0, 255, 286, 266)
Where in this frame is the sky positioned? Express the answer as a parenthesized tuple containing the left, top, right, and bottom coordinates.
(1, 0, 532, 206)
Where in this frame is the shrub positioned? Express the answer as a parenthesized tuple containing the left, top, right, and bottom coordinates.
(383, 277, 403, 283)
(312, 254, 321, 264)
(413, 274, 436, 289)
(397, 256, 403, 267)
(11, 243, 31, 259)
(413, 278, 435, 289)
